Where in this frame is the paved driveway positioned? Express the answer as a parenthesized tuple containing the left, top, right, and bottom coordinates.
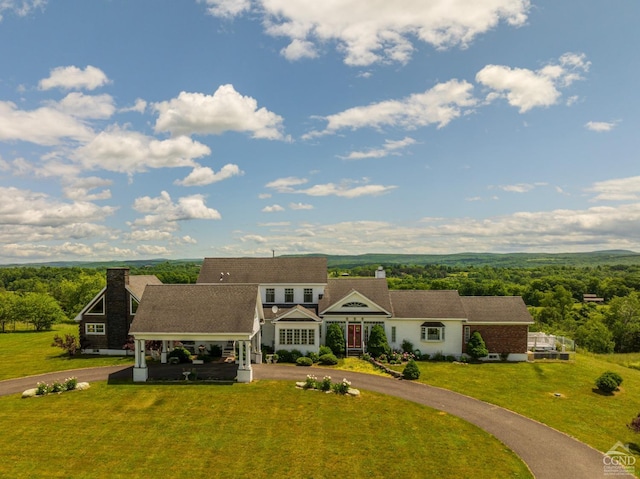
(0, 364, 634, 479)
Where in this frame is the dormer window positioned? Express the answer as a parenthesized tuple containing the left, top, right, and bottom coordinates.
(342, 301, 367, 308)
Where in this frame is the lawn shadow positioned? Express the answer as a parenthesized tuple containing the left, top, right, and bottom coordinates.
(591, 387, 615, 397)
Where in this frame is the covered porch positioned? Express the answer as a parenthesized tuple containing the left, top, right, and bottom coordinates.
(129, 283, 265, 383)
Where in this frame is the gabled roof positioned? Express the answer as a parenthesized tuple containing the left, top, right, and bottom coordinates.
(319, 278, 392, 314)
(197, 257, 328, 284)
(267, 304, 322, 322)
(390, 290, 466, 319)
(128, 275, 163, 299)
(130, 284, 262, 334)
(460, 296, 534, 324)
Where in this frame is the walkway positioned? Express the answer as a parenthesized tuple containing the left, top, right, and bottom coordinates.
(0, 364, 633, 479)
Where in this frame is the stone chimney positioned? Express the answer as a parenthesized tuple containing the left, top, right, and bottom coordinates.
(375, 266, 386, 279)
(106, 268, 130, 349)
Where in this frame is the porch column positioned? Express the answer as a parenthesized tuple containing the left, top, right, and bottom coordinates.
(160, 340, 168, 364)
(237, 340, 253, 383)
(252, 331, 262, 364)
(133, 339, 148, 382)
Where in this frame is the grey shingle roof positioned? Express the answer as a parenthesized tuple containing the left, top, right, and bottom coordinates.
(128, 275, 163, 299)
(319, 278, 392, 313)
(461, 296, 534, 324)
(390, 290, 467, 319)
(197, 257, 328, 284)
(130, 284, 260, 334)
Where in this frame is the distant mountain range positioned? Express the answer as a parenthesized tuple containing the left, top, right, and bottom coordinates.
(2, 250, 640, 269)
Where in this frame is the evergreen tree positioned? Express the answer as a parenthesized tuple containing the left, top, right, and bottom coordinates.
(367, 324, 390, 358)
(325, 323, 345, 356)
(466, 331, 489, 360)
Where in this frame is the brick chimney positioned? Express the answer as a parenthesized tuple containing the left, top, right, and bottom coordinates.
(106, 268, 130, 349)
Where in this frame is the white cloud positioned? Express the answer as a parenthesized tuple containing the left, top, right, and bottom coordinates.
(0, 0, 46, 21)
(340, 136, 416, 160)
(588, 176, 640, 202)
(585, 121, 617, 132)
(62, 176, 112, 201)
(119, 98, 148, 114)
(280, 39, 318, 61)
(39, 65, 110, 91)
(154, 84, 287, 140)
(498, 183, 536, 193)
(476, 52, 590, 112)
(266, 176, 396, 198)
(289, 202, 313, 210)
(262, 204, 285, 213)
(132, 191, 221, 227)
(265, 176, 309, 193)
(175, 163, 244, 186)
(49, 92, 116, 119)
(305, 80, 475, 138)
(0, 100, 94, 145)
(200, 0, 250, 18)
(222, 0, 530, 66)
(74, 126, 210, 174)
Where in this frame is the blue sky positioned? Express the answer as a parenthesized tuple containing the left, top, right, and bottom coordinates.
(0, 0, 638, 263)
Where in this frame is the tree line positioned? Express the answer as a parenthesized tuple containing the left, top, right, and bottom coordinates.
(2, 262, 640, 354)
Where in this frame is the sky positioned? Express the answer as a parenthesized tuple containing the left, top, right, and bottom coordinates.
(0, 0, 638, 263)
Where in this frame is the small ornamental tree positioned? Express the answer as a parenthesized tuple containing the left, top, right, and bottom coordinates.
(367, 324, 390, 358)
(326, 323, 346, 356)
(466, 331, 489, 360)
(52, 334, 81, 356)
(403, 359, 421, 380)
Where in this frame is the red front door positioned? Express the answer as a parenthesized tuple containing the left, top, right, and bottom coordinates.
(348, 324, 362, 349)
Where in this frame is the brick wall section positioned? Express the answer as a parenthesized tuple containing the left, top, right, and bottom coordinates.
(463, 325, 529, 354)
(106, 268, 131, 350)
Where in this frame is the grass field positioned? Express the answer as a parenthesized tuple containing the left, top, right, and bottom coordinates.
(392, 356, 640, 457)
(0, 381, 532, 479)
(0, 323, 133, 380)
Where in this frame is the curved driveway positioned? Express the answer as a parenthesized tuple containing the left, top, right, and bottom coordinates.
(0, 364, 633, 479)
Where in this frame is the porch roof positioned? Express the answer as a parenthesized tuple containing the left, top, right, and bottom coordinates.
(130, 284, 262, 336)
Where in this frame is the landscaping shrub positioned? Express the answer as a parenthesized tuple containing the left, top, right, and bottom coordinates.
(596, 372, 620, 393)
(596, 371, 623, 394)
(431, 351, 445, 361)
(275, 349, 294, 363)
(319, 376, 332, 391)
(51, 334, 81, 356)
(446, 355, 457, 362)
(50, 380, 65, 393)
(466, 331, 489, 360)
(306, 352, 319, 363)
(36, 382, 49, 396)
(332, 378, 351, 395)
(167, 346, 192, 363)
(401, 339, 414, 354)
(367, 324, 390, 358)
(326, 324, 345, 356)
(290, 349, 303, 362)
(403, 359, 421, 380)
(64, 377, 78, 391)
(318, 345, 332, 356)
(628, 413, 640, 433)
(296, 357, 313, 367)
(318, 353, 338, 365)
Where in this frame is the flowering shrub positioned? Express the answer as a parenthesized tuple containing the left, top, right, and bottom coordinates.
(320, 376, 332, 391)
(332, 378, 351, 395)
(36, 382, 49, 396)
(304, 375, 318, 389)
(64, 377, 78, 391)
(34, 377, 78, 396)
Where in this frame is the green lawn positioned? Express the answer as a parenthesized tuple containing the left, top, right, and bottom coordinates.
(0, 324, 133, 380)
(390, 356, 640, 457)
(0, 381, 532, 479)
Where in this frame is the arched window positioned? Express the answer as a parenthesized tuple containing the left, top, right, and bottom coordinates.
(342, 301, 367, 308)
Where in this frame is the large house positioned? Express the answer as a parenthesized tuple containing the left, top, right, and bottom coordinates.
(75, 257, 534, 382)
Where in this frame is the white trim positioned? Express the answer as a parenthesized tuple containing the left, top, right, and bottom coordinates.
(85, 322, 105, 335)
(73, 287, 107, 321)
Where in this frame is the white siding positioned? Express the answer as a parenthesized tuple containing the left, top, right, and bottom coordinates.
(388, 319, 464, 357)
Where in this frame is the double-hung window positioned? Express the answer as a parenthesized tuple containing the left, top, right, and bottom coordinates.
(284, 288, 294, 302)
(303, 288, 313, 303)
(85, 323, 105, 335)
